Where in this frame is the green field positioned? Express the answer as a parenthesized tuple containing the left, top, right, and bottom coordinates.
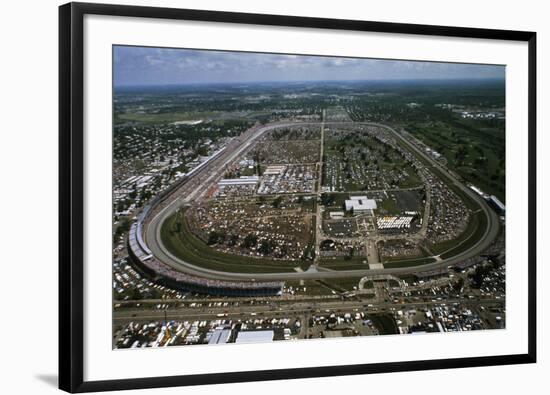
(382, 257, 437, 268)
(439, 211, 490, 259)
(115, 110, 218, 124)
(160, 211, 298, 273)
(319, 277, 365, 292)
(283, 280, 335, 296)
(429, 210, 488, 257)
(377, 198, 401, 215)
(319, 256, 368, 271)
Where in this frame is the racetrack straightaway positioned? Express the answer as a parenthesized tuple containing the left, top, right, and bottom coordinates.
(143, 121, 500, 282)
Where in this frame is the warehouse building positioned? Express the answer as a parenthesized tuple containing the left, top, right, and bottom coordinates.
(345, 196, 377, 214)
(217, 175, 260, 187)
(235, 330, 275, 344)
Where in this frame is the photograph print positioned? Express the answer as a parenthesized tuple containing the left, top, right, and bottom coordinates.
(112, 45, 506, 349)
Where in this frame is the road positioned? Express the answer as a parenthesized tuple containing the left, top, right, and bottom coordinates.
(113, 296, 504, 325)
(143, 121, 500, 282)
(313, 109, 326, 265)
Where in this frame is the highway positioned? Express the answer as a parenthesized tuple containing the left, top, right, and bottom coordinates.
(113, 296, 504, 325)
(142, 121, 500, 282)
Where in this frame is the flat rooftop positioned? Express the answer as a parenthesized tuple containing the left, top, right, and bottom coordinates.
(235, 330, 275, 344)
(345, 197, 377, 211)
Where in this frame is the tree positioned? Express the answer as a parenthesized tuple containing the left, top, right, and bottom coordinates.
(321, 193, 336, 206)
(261, 239, 278, 255)
(455, 145, 467, 166)
(196, 145, 209, 156)
(241, 233, 258, 249)
(207, 230, 225, 245)
(453, 277, 465, 292)
(272, 196, 283, 208)
(227, 234, 239, 246)
(130, 287, 143, 300)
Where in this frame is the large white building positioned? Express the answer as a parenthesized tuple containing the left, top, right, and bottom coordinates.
(235, 330, 274, 344)
(345, 196, 377, 214)
(217, 175, 260, 187)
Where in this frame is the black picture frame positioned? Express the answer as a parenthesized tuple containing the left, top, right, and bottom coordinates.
(59, 2, 537, 393)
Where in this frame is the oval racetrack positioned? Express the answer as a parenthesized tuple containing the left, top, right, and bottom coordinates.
(143, 122, 500, 282)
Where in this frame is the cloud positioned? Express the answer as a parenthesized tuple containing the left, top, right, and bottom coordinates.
(113, 45, 504, 86)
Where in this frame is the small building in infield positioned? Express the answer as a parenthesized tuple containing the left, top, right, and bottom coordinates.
(345, 196, 377, 215)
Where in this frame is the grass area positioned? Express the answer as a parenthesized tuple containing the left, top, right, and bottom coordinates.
(319, 277, 365, 292)
(299, 197, 316, 212)
(160, 211, 299, 273)
(429, 210, 487, 256)
(283, 280, 335, 296)
(382, 257, 436, 268)
(440, 210, 490, 259)
(319, 256, 368, 270)
(369, 313, 399, 335)
(320, 250, 436, 270)
(320, 192, 349, 208)
(363, 280, 374, 289)
(115, 111, 217, 124)
(322, 263, 371, 271)
(398, 164, 423, 188)
(285, 277, 370, 295)
(377, 198, 401, 215)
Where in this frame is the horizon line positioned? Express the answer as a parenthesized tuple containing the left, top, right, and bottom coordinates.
(114, 77, 505, 89)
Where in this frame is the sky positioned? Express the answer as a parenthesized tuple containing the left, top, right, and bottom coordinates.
(114, 46, 505, 87)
